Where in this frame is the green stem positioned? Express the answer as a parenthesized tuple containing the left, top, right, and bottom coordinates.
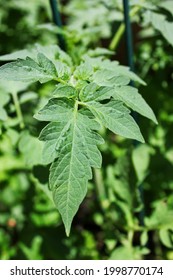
(109, 4, 143, 51)
(54, 77, 67, 84)
(109, 24, 125, 51)
(74, 99, 79, 115)
(11, 92, 25, 129)
(127, 229, 134, 247)
(94, 168, 108, 210)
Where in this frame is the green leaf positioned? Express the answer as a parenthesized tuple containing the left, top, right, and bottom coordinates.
(92, 70, 130, 87)
(140, 231, 148, 247)
(79, 82, 100, 101)
(19, 92, 38, 104)
(35, 98, 103, 235)
(74, 61, 93, 80)
(18, 131, 43, 167)
(0, 49, 35, 61)
(81, 81, 157, 124)
(0, 54, 57, 84)
(19, 236, 43, 260)
(0, 44, 72, 66)
(0, 107, 7, 121)
(54, 61, 71, 80)
(159, 1, 173, 17)
(92, 66, 146, 86)
(113, 86, 158, 124)
(0, 80, 29, 94)
(86, 100, 145, 143)
(109, 245, 149, 260)
(34, 98, 74, 121)
(145, 201, 173, 230)
(52, 84, 76, 98)
(159, 229, 173, 248)
(0, 90, 10, 121)
(146, 11, 173, 47)
(37, 53, 57, 77)
(109, 246, 134, 260)
(132, 144, 151, 183)
(39, 121, 69, 164)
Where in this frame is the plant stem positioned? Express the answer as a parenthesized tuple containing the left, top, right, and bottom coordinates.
(11, 92, 25, 129)
(94, 168, 108, 210)
(109, 5, 142, 51)
(128, 229, 134, 246)
(109, 24, 125, 51)
(54, 77, 67, 84)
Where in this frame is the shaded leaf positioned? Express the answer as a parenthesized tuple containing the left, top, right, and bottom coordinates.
(18, 131, 43, 167)
(159, 229, 173, 248)
(146, 11, 173, 47)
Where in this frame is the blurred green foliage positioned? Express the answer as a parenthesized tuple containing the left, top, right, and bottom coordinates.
(0, 0, 173, 260)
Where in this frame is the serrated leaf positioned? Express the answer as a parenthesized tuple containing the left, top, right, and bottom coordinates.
(37, 53, 57, 77)
(34, 98, 74, 121)
(39, 122, 69, 164)
(0, 44, 72, 66)
(86, 100, 145, 143)
(36, 98, 103, 235)
(74, 61, 93, 80)
(92, 70, 129, 87)
(0, 49, 35, 61)
(113, 86, 158, 124)
(79, 82, 99, 101)
(52, 84, 76, 98)
(81, 85, 115, 102)
(92, 68, 145, 86)
(81, 80, 157, 124)
(80, 77, 129, 102)
(0, 54, 57, 84)
(54, 61, 71, 80)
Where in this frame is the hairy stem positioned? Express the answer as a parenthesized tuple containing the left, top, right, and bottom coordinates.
(11, 92, 25, 129)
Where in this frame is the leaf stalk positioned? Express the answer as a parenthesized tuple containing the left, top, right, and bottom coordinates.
(11, 91, 25, 129)
(109, 3, 143, 50)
